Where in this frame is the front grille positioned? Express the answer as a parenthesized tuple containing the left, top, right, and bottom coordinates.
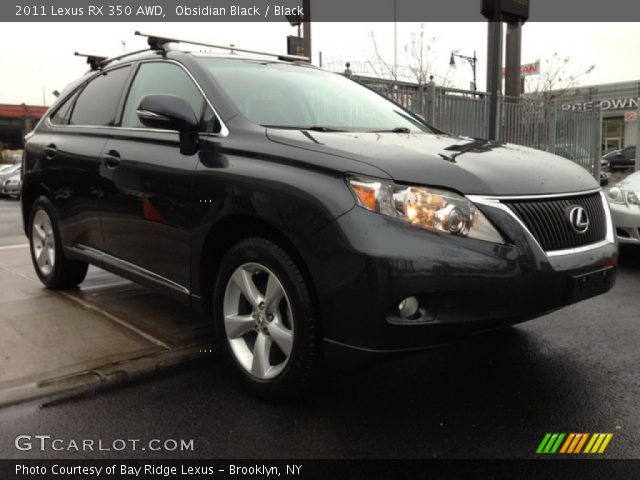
(504, 193, 607, 251)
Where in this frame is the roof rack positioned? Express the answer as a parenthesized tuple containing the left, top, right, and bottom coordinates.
(75, 48, 156, 71)
(134, 31, 310, 62)
(74, 52, 108, 71)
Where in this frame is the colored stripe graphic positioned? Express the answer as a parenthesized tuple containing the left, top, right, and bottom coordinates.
(574, 433, 589, 453)
(537, 433, 613, 454)
(559, 434, 575, 453)
(536, 433, 552, 454)
(597, 434, 613, 453)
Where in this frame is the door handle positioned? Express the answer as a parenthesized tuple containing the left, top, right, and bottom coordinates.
(44, 144, 57, 159)
(102, 150, 121, 168)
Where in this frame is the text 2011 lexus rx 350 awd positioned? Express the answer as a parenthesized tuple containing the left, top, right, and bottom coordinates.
(22, 42, 617, 398)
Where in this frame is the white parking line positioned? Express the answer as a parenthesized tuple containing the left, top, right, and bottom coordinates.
(59, 292, 172, 350)
(0, 259, 171, 350)
(0, 244, 28, 250)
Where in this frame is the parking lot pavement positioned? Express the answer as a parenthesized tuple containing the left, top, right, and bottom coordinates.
(0, 198, 214, 406)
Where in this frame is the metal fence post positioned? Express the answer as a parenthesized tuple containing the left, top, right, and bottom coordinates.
(596, 107, 603, 178)
(548, 97, 557, 154)
(426, 81, 436, 125)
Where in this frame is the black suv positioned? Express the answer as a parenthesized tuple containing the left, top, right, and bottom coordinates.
(22, 36, 617, 398)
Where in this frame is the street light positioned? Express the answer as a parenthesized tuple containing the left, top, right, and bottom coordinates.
(450, 51, 478, 91)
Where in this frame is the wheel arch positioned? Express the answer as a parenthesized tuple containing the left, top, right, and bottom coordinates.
(21, 181, 51, 235)
(195, 215, 319, 319)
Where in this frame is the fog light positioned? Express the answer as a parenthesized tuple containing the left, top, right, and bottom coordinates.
(398, 296, 420, 319)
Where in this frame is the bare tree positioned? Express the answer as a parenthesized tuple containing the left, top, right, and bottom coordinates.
(526, 53, 595, 100)
(367, 24, 453, 87)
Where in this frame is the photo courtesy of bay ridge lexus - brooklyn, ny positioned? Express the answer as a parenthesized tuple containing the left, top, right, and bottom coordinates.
(21, 32, 618, 399)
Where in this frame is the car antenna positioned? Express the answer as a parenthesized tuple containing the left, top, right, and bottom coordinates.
(134, 31, 310, 62)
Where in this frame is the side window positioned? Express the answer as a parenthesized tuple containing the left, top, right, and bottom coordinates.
(121, 62, 214, 132)
(69, 66, 131, 126)
(49, 90, 80, 125)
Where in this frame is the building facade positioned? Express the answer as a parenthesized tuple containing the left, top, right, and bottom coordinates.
(0, 104, 48, 149)
(557, 80, 640, 153)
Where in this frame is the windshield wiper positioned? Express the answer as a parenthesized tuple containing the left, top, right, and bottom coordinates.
(263, 125, 346, 132)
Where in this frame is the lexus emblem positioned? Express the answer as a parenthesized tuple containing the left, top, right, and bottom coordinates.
(568, 206, 590, 234)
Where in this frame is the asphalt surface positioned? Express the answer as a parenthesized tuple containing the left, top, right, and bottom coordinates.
(0, 197, 639, 460)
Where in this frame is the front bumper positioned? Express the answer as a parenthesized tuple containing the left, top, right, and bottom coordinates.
(609, 202, 640, 244)
(0, 183, 20, 196)
(300, 192, 618, 357)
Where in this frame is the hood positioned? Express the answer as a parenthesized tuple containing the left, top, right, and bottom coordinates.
(266, 130, 598, 196)
(617, 171, 640, 190)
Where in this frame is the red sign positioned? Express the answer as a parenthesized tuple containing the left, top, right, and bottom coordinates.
(501, 61, 540, 77)
(624, 111, 639, 122)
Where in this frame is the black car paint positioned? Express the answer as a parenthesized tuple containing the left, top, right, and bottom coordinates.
(22, 50, 618, 359)
(604, 146, 636, 170)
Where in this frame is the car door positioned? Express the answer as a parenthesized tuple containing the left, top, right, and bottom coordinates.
(622, 146, 636, 168)
(99, 61, 213, 294)
(40, 65, 132, 252)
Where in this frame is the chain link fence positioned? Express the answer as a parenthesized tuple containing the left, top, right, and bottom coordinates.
(353, 75, 602, 179)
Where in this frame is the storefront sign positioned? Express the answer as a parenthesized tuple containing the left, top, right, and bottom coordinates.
(562, 97, 640, 112)
(624, 111, 639, 122)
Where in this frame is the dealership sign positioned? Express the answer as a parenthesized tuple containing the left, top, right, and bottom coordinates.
(562, 97, 640, 112)
(501, 61, 539, 78)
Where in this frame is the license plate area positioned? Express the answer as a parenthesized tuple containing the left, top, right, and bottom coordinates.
(566, 267, 615, 303)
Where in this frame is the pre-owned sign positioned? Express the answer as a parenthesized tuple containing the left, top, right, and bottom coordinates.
(562, 97, 640, 112)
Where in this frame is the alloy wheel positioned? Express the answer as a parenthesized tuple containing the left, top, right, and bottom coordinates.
(223, 262, 294, 380)
(31, 208, 56, 277)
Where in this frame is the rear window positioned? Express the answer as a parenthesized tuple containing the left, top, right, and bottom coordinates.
(69, 66, 131, 127)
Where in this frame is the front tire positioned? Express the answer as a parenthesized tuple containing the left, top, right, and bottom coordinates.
(28, 196, 88, 289)
(213, 237, 321, 400)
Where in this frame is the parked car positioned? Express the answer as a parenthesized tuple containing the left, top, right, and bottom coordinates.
(1, 173, 21, 198)
(21, 36, 618, 398)
(0, 164, 21, 194)
(603, 146, 636, 170)
(608, 171, 640, 244)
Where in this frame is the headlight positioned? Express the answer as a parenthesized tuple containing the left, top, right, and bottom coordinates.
(608, 187, 625, 204)
(348, 176, 504, 244)
(627, 191, 640, 205)
(608, 187, 639, 205)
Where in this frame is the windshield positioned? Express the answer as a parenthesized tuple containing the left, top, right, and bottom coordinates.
(2, 164, 20, 174)
(198, 58, 432, 133)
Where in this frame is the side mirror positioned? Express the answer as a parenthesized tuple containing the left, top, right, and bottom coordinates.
(137, 94, 199, 155)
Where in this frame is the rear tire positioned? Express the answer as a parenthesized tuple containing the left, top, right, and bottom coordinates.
(28, 196, 88, 289)
(213, 237, 321, 400)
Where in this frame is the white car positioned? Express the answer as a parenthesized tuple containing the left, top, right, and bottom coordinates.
(608, 170, 640, 244)
(0, 173, 21, 197)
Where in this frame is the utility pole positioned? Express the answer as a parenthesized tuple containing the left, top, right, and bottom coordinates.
(302, 0, 311, 61)
(393, 0, 398, 79)
(486, 20, 503, 140)
(505, 22, 522, 98)
(481, 0, 528, 140)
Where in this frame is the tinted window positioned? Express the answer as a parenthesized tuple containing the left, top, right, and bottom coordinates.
(122, 62, 209, 131)
(49, 90, 80, 125)
(69, 66, 131, 126)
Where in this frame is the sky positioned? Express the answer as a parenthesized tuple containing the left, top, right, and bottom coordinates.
(0, 22, 639, 105)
